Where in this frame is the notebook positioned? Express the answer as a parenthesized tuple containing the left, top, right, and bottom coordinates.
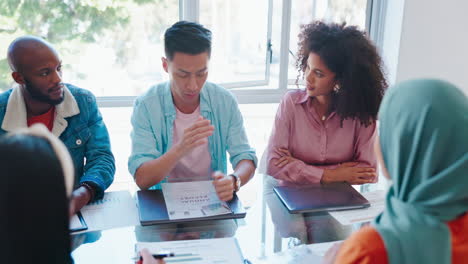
(273, 182, 370, 214)
(136, 189, 246, 225)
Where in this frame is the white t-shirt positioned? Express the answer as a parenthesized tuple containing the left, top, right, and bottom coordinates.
(169, 106, 212, 182)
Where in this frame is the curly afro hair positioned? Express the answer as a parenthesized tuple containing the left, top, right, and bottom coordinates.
(296, 21, 387, 126)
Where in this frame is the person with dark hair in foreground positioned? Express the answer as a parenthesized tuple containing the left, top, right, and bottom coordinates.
(326, 79, 468, 264)
(266, 21, 387, 185)
(0, 124, 160, 264)
(128, 21, 257, 201)
(0, 124, 74, 263)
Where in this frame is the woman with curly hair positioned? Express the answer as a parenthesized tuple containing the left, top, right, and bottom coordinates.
(266, 21, 387, 185)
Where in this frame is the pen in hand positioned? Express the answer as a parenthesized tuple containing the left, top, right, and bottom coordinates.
(136, 249, 174, 264)
(141, 252, 175, 260)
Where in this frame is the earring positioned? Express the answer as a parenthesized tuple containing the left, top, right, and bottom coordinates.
(333, 84, 340, 92)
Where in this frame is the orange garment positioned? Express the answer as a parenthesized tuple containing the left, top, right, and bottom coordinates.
(27, 107, 55, 131)
(335, 213, 468, 264)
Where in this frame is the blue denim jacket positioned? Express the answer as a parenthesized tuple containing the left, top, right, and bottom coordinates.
(128, 81, 257, 189)
(0, 84, 115, 199)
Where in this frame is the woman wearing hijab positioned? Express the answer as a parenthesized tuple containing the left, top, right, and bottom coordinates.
(330, 79, 468, 263)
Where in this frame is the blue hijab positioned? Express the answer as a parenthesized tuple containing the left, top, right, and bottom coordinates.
(373, 79, 468, 264)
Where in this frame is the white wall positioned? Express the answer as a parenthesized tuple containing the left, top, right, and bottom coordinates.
(382, 0, 468, 94)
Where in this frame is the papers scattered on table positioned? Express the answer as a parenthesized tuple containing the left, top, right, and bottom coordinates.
(329, 190, 386, 225)
(135, 237, 244, 264)
(72, 191, 140, 234)
(162, 181, 232, 220)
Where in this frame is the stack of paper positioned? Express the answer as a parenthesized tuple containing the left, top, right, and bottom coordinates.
(329, 190, 386, 225)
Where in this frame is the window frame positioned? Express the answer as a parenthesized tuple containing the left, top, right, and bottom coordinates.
(97, 0, 383, 107)
(187, 0, 275, 90)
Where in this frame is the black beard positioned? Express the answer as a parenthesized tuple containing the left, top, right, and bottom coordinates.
(24, 79, 64, 106)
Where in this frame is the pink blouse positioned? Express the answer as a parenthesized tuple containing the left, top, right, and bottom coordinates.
(266, 90, 377, 184)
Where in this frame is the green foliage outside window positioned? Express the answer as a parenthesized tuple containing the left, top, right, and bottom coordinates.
(0, 0, 177, 93)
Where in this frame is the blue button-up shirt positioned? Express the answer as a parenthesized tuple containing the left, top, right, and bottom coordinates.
(128, 81, 257, 189)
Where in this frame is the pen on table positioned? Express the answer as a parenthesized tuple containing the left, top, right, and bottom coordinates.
(136, 252, 175, 264)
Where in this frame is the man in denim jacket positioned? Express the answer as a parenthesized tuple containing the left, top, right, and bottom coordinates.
(128, 21, 257, 201)
(0, 36, 115, 215)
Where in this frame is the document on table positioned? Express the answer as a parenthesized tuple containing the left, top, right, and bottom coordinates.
(329, 190, 386, 225)
(135, 237, 244, 264)
(72, 191, 140, 234)
(162, 181, 232, 220)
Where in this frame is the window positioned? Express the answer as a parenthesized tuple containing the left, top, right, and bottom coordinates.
(0, 0, 376, 104)
(199, 0, 272, 88)
(288, 0, 369, 85)
(0, 0, 179, 97)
